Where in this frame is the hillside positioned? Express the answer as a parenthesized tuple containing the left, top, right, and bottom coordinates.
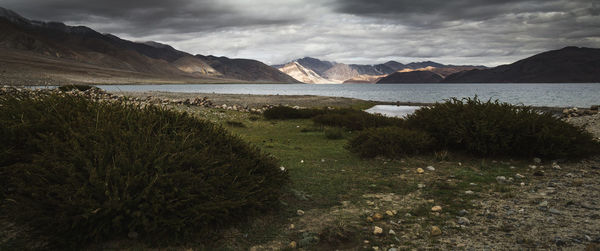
(275, 57, 485, 84)
(0, 7, 298, 85)
(377, 71, 443, 83)
(443, 47, 600, 83)
(277, 62, 334, 84)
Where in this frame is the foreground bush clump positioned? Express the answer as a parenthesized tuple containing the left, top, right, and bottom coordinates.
(0, 92, 288, 248)
(312, 109, 404, 130)
(263, 106, 325, 119)
(404, 97, 600, 159)
(348, 127, 436, 158)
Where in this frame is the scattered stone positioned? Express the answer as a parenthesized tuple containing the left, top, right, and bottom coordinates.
(364, 240, 370, 244)
(389, 229, 396, 235)
(457, 217, 471, 225)
(539, 201, 549, 207)
(373, 226, 384, 235)
(465, 190, 474, 195)
(431, 226, 442, 236)
(510, 166, 516, 169)
(373, 212, 384, 221)
(388, 248, 398, 251)
(289, 224, 295, 230)
(426, 166, 435, 171)
(417, 168, 425, 174)
(386, 210, 395, 216)
(372, 246, 379, 251)
(552, 162, 561, 169)
(515, 173, 525, 179)
(296, 209, 305, 216)
(458, 209, 468, 216)
(300, 160, 304, 163)
(496, 176, 507, 183)
(289, 241, 297, 249)
(418, 183, 426, 189)
(366, 216, 374, 222)
(548, 208, 562, 215)
(533, 157, 542, 164)
(431, 206, 443, 212)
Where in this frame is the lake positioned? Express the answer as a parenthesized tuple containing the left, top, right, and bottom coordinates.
(97, 83, 600, 108)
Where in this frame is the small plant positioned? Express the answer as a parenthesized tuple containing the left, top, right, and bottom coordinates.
(324, 128, 344, 140)
(263, 106, 324, 120)
(347, 127, 436, 158)
(226, 120, 246, 127)
(312, 109, 404, 130)
(434, 150, 450, 161)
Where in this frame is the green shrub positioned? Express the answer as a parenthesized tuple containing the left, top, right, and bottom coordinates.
(226, 120, 246, 127)
(324, 128, 344, 140)
(404, 97, 599, 159)
(263, 106, 324, 120)
(313, 109, 403, 131)
(0, 92, 288, 248)
(57, 84, 94, 92)
(347, 127, 435, 158)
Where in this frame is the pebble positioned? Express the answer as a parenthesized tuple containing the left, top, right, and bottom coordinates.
(373, 213, 384, 221)
(418, 183, 426, 189)
(548, 208, 562, 215)
(426, 166, 435, 171)
(296, 209, 305, 216)
(366, 216, 374, 222)
(538, 201, 549, 207)
(289, 224, 295, 229)
(533, 157, 542, 164)
(417, 168, 425, 174)
(386, 210, 395, 216)
(465, 190, 474, 195)
(289, 241, 297, 249)
(388, 248, 398, 251)
(458, 209, 468, 216)
(457, 217, 471, 225)
(515, 173, 525, 179)
(373, 226, 383, 235)
(496, 176, 507, 183)
(431, 206, 443, 212)
(431, 226, 442, 236)
(372, 246, 379, 251)
(389, 229, 396, 235)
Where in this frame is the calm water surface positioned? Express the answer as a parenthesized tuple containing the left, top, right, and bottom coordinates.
(97, 83, 600, 107)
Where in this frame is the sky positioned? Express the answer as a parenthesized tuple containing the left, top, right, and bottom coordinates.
(2, 0, 599, 66)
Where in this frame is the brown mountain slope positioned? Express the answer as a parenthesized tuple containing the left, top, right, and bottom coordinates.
(443, 47, 600, 83)
(377, 71, 443, 83)
(0, 7, 297, 84)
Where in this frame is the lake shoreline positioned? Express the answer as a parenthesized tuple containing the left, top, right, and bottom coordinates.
(113, 90, 587, 116)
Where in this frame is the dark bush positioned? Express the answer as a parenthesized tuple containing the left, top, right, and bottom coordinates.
(0, 92, 288, 248)
(225, 120, 246, 127)
(263, 106, 324, 120)
(404, 97, 600, 159)
(312, 109, 404, 131)
(347, 127, 436, 158)
(324, 128, 344, 140)
(57, 84, 94, 92)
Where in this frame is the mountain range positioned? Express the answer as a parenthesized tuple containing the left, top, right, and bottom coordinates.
(0, 7, 298, 85)
(274, 57, 486, 83)
(1, 7, 598, 85)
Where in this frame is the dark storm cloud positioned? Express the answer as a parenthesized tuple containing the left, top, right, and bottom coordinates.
(333, 0, 595, 26)
(1, 0, 301, 35)
(1, 0, 598, 66)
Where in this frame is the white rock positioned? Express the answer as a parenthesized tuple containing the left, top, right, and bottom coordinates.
(373, 226, 383, 235)
(495, 176, 507, 183)
(426, 166, 435, 171)
(388, 229, 396, 235)
(465, 190, 474, 195)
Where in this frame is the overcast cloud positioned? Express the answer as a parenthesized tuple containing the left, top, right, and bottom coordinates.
(2, 0, 599, 66)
